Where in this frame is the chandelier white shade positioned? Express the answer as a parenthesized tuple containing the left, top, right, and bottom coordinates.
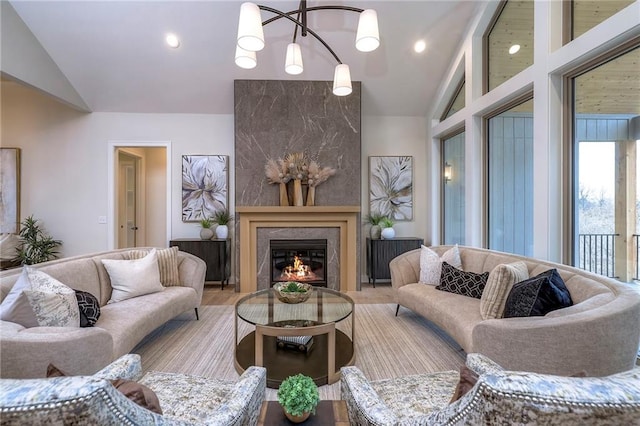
(235, 1, 379, 96)
(333, 64, 352, 96)
(356, 9, 380, 52)
(285, 43, 304, 75)
(237, 2, 264, 52)
(235, 45, 257, 69)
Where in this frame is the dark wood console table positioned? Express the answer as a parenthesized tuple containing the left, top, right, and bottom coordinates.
(366, 237, 424, 287)
(170, 238, 229, 288)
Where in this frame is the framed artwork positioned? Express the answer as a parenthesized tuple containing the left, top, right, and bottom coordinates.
(0, 148, 20, 233)
(182, 155, 228, 222)
(369, 156, 413, 221)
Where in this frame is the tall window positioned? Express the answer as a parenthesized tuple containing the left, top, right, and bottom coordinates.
(442, 131, 465, 245)
(571, 1, 635, 40)
(487, 98, 534, 255)
(441, 80, 465, 121)
(572, 46, 639, 282)
(486, 1, 534, 92)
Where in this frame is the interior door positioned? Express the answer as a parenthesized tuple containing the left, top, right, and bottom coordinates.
(117, 151, 139, 248)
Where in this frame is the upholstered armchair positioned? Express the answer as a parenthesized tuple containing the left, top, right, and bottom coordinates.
(0, 354, 266, 426)
(340, 353, 640, 425)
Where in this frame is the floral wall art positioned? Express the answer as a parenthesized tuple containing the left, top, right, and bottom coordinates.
(369, 156, 413, 221)
(0, 148, 20, 233)
(182, 155, 228, 222)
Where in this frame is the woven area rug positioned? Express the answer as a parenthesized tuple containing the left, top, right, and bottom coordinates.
(132, 304, 466, 400)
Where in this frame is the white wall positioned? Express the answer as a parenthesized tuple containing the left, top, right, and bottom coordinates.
(3, 81, 431, 283)
(360, 115, 429, 280)
(1, 81, 235, 257)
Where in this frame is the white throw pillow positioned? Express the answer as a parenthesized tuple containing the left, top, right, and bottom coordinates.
(419, 245, 462, 285)
(102, 249, 164, 303)
(0, 267, 39, 327)
(480, 261, 529, 320)
(0, 266, 80, 328)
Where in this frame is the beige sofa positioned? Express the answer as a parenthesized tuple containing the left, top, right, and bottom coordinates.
(0, 248, 206, 379)
(390, 245, 640, 377)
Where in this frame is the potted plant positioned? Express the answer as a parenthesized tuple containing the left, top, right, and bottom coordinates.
(212, 209, 232, 239)
(380, 216, 395, 240)
(364, 212, 385, 239)
(15, 215, 62, 265)
(199, 217, 214, 240)
(277, 373, 319, 423)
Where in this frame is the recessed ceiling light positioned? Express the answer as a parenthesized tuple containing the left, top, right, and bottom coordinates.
(166, 33, 180, 49)
(508, 44, 520, 55)
(414, 40, 426, 53)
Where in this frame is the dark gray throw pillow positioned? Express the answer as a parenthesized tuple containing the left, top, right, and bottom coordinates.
(436, 262, 489, 299)
(503, 269, 573, 318)
(74, 290, 101, 327)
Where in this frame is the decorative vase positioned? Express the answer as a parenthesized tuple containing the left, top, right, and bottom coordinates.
(381, 227, 395, 240)
(200, 228, 214, 240)
(370, 224, 381, 239)
(284, 410, 310, 424)
(279, 182, 290, 206)
(306, 186, 315, 206)
(215, 224, 228, 239)
(293, 179, 304, 206)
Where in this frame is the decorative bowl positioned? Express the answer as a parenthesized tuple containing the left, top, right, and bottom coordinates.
(273, 282, 313, 304)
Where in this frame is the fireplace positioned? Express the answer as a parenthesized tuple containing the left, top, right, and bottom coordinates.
(270, 239, 327, 286)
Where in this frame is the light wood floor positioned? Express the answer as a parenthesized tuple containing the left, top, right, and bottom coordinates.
(202, 282, 395, 305)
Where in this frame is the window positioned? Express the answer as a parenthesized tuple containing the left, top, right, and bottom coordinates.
(571, 46, 639, 282)
(442, 131, 465, 245)
(441, 80, 465, 121)
(487, 98, 534, 256)
(571, 0, 635, 40)
(486, 1, 534, 92)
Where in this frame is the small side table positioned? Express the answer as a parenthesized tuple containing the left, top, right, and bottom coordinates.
(257, 400, 349, 426)
(366, 237, 424, 287)
(169, 238, 229, 288)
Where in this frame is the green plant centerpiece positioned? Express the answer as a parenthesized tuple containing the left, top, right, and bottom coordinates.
(15, 215, 62, 265)
(277, 374, 320, 423)
(273, 281, 313, 304)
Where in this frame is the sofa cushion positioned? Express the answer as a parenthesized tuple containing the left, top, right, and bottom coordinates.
(75, 290, 101, 327)
(503, 269, 573, 318)
(0, 267, 39, 327)
(480, 261, 529, 319)
(419, 245, 461, 285)
(436, 262, 488, 299)
(102, 249, 164, 303)
(129, 247, 180, 287)
(1, 267, 80, 328)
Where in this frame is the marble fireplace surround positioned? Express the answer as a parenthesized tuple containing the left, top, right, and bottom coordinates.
(237, 206, 359, 293)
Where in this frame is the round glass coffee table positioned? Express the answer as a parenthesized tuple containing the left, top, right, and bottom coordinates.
(234, 287, 354, 388)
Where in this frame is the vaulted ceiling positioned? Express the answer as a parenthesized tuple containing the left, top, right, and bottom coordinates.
(6, 1, 486, 116)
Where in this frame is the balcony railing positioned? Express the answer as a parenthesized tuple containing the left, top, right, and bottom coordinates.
(578, 233, 618, 278)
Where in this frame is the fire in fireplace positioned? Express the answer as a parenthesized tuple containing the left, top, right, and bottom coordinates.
(270, 239, 327, 286)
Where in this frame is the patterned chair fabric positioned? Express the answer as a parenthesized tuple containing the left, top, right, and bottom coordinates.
(341, 353, 640, 426)
(0, 354, 267, 426)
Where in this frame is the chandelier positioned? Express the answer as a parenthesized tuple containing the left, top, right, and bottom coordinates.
(235, 1, 380, 96)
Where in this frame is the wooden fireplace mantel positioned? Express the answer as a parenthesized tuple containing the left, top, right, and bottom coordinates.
(236, 206, 360, 293)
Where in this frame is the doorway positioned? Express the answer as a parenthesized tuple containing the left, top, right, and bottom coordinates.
(117, 151, 141, 248)
(108, 141, 171, 250)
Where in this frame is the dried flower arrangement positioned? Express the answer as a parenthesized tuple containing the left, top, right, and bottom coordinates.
(265, 152, 336, 206)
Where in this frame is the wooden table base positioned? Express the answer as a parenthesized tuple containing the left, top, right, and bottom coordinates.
(258, 400, 349, 426)
(235, 330, 354, 388)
